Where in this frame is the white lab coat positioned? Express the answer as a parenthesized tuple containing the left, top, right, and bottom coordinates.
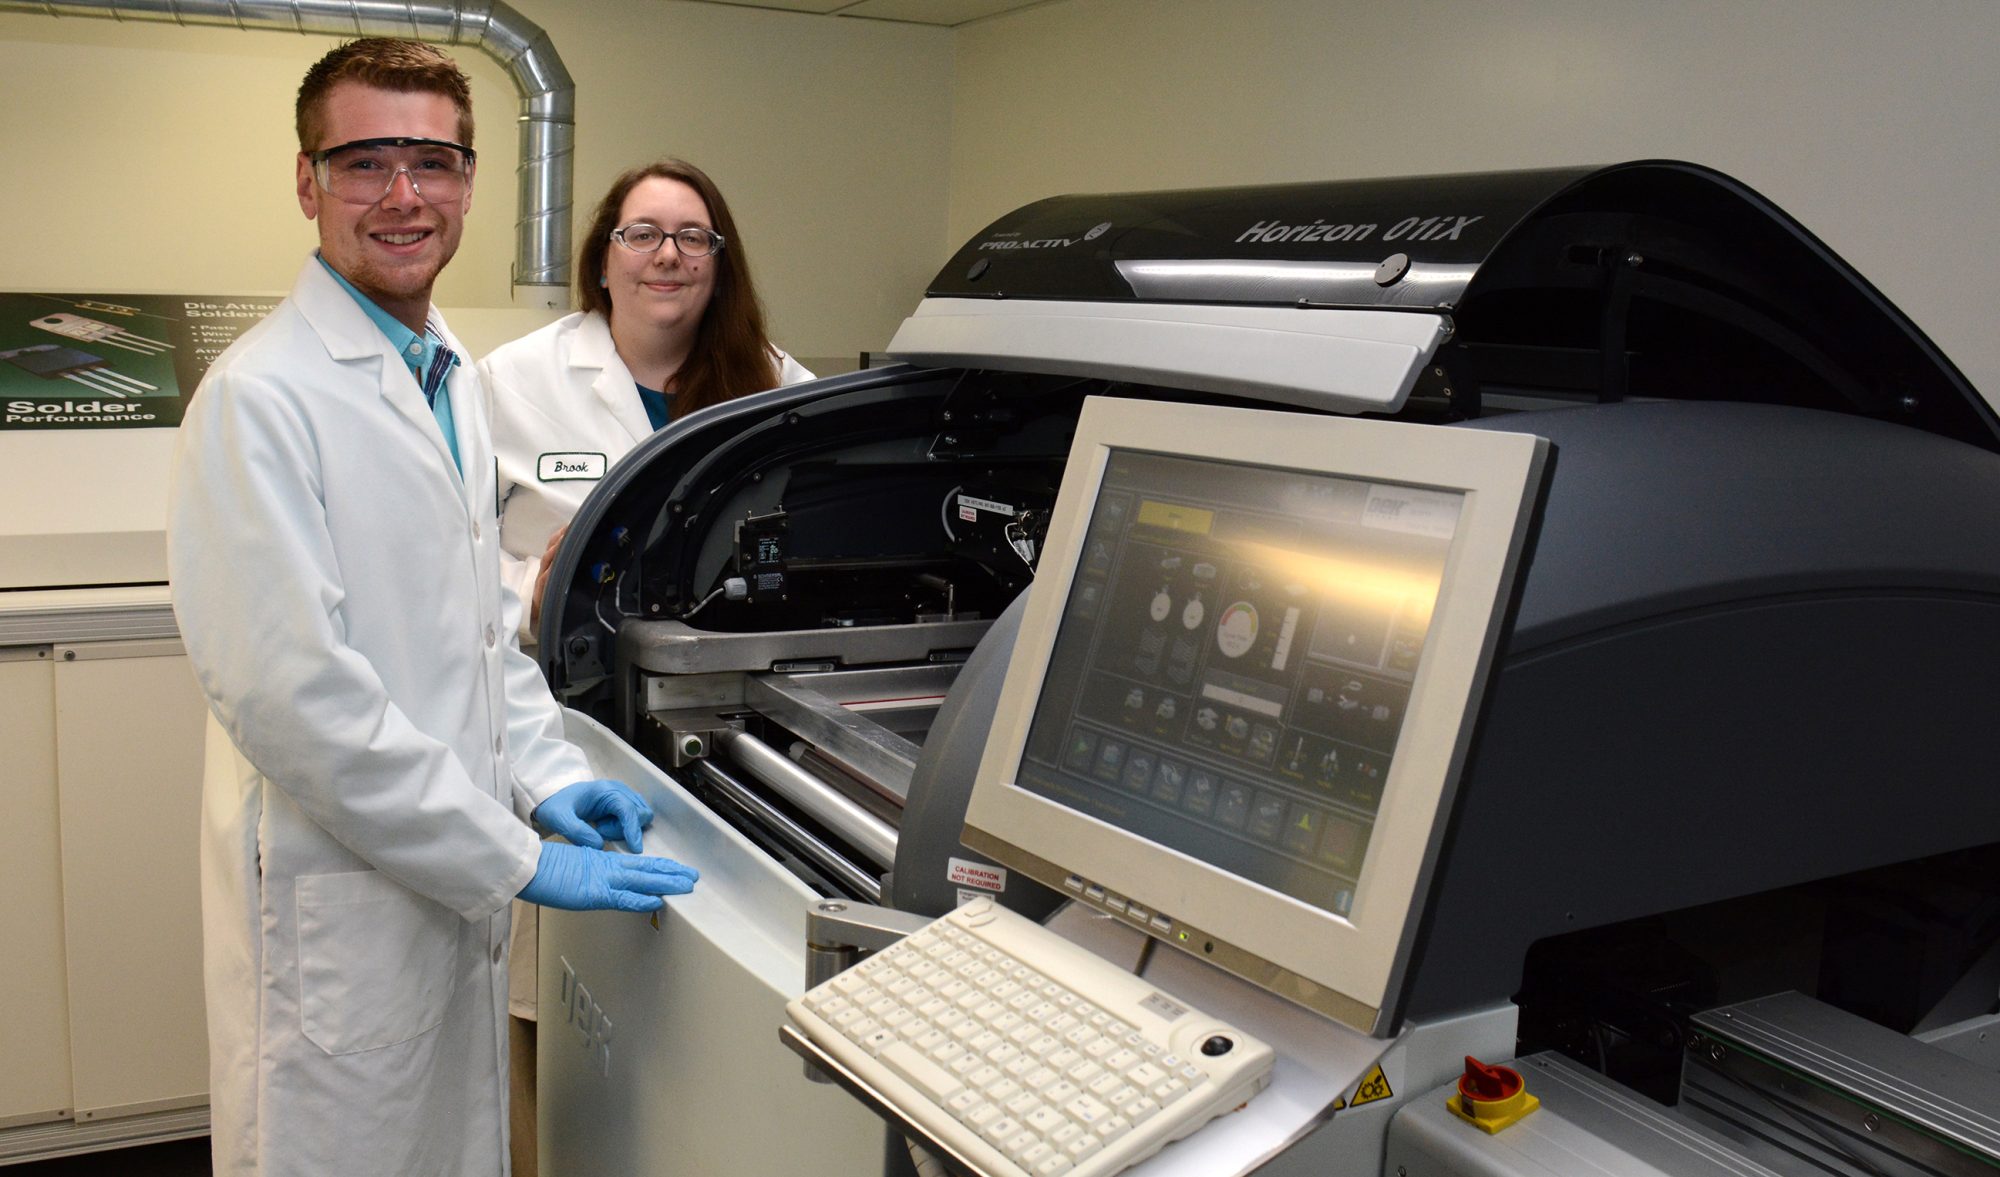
(478, 309, 814, 645)
(168, 257, 591, 1177)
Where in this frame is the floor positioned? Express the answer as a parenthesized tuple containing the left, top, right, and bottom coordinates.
(8, 1139, 208, 1176)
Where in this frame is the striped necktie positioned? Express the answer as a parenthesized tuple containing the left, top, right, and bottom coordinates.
(421, 343, 458, 409)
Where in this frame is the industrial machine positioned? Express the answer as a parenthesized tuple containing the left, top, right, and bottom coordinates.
(533, 161, 2000, 1177)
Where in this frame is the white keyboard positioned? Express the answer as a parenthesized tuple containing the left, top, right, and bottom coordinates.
(787, 896, 1274, 1177)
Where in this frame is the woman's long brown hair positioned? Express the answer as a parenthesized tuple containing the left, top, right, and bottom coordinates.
(577, 160, 780, 416)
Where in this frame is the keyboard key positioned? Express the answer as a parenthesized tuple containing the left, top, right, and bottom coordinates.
(879, 1041, 962, 1102)
(1064, 1134, 1102, 1162)
(964, 1102, 1001, 1129)
(966, 1065, 1002, 1090)
(1004, 1129, 1039, 1156)
(1044, 1080, 1082, 1106)
(1126, 1096, 1161, 1124)
(1126, 1062, 1166, 1088)
(1019, 1141, 1055, 1167)
(1003, 1090, 1038, 1116)
(1093, 1114, 1132, 1144)
(1067, 1060, 1104, 1085)
(1106, 1084, 1142, 1109)
(1152, 1077, 1189, 1104)
(1033, 1155, 1073, 1176)
(979, 1116, 1022, 1145)
(987, 1079, 1022, 1104)
(1104, 1048, 1141, 1071)
(1023, 1104, 1067, 1134)
(1047, 1119, 1083, 1147)
(1063, 1094, 1111, 1126)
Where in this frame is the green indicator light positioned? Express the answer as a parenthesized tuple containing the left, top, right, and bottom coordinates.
(1177, 931, 1189, 942)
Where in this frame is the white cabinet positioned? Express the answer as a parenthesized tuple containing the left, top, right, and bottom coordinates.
(53, 639, 209, 1121)
(0, 629, 210, 1159)
(0, 650, 74, 1129)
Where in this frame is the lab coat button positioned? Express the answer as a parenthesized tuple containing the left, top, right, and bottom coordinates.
(485, 624, 497, 648)
(494, 735, 505, 756)
(492, 939, 504, 964)
(472, 521, 482, 541)
(406, 341, 423, 357)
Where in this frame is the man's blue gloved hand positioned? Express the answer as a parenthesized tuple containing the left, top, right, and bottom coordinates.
(517, 841, 699, 913)
(532, 778, 653, 850)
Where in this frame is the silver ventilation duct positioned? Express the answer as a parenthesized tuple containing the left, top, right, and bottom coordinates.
(3, 0, 574, 307)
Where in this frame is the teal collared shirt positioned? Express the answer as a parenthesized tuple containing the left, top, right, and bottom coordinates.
(317, 255, 462, 473)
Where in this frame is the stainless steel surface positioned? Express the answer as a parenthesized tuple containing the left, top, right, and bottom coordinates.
(0, 1103, 208, 1164)
(715, 728, 898, 870)
(691, 759, 881, 901)
(1387, 1052, 1787, 1177)
(0, 602, 177, 647)
(745, 666, 957, 802)
(805, 898, 930, 960)
(1686, 991, 2000, 1176)
(640, 670, 749, 714)
(3, 0, 573, 304)
(649, 708, 740, 767)
(621, 618, 992, 675)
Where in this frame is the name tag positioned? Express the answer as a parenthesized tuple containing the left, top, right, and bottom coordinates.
(538, 452, 607, 482)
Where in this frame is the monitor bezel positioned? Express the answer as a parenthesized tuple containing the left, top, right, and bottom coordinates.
(961, 396, 1547, 1035)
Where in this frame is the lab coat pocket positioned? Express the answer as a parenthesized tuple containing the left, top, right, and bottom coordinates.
(296, 870, 464, 1055)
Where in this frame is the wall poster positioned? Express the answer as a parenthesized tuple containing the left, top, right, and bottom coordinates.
(1, 292, 279, 430)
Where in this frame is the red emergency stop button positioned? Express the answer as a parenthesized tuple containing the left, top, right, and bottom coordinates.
(1446, 1055, 1540, 1133)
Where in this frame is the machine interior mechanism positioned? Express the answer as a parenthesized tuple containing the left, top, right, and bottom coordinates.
(536, 161, 2000, 1177)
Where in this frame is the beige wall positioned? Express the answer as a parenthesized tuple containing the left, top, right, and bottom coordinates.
(0, 2, 952, 364)
(951, 0, 2000, 407)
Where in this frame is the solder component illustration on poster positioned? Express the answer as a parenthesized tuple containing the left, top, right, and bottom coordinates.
(1, 292, 278, 430)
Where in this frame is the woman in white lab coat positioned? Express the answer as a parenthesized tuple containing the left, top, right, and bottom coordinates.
(479, 160, 811, 1174)
(479, 159, 814, 648)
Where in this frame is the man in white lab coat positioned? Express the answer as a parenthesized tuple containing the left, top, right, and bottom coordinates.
(168, 39, 697, 1176)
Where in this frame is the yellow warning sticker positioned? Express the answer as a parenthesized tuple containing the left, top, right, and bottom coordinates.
(1328, 1094, 1346, 1111)
(1348, 1063, 1395, 1106)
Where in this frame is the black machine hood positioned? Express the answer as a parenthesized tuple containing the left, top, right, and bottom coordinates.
(540, 160, 1999, 706)
(922, 160, 1994, 449)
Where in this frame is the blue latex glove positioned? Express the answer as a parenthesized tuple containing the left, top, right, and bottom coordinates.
(533, 778, 653, 850)
(517, 841, 699, 912)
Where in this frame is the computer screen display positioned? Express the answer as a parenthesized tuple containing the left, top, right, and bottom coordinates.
(963, 397, 1546, 1034)
(1015, 448, 1462, 922)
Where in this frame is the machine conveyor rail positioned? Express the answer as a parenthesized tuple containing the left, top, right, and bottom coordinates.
(715, 727, 899, 871)
(743, 664, 958, 804)
(692, 758, 884, 902)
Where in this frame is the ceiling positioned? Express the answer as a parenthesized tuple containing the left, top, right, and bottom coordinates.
(673, 0, 1057, 28)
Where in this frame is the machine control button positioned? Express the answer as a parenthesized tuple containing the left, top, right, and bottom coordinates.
(1105, 895, 1128, 913)
(1083, 884, 1106, 901)
(1199, 1035, 1233, 1057)
(1149, 915, 1173, 934)
(1063, 875, 1084, 892)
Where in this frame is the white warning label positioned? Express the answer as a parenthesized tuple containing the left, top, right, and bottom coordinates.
(947, 857, 1008, 892)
